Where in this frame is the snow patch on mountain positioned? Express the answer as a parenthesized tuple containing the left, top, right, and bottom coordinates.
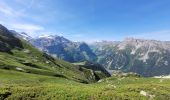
(164, 61, 168, 66)
(154, 75, 170, 78)
(38, 35, 55, 39)
(139, 52, 149, 62)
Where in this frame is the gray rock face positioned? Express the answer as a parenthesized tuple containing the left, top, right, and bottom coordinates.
(31, 35, 97, 62)
(90, 38, 170, 77)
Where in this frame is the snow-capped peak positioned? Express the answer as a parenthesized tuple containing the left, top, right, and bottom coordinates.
(38, 35, 57, 39)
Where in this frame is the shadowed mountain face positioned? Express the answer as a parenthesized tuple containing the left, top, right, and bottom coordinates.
(90, 38, 170, 77)
(31, 35, 97, 62)
(0, 24, 23, 52)
(73, 61, 111, 79)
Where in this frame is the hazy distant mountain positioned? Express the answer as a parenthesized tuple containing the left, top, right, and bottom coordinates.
(9, 28, 170, 77)
(31, 35, 97, 62)
(90, 38, 170, 77)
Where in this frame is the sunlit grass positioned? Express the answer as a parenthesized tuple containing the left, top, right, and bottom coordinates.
(0, 69, 170, 100)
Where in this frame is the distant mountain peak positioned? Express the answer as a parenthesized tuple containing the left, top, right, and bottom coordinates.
(121, 37, 170, 49)
(9, 30, 32, 41)
(92, 37, 170, 76)
(31, 34, 97, 62)
(124, 37, 162, 42)
(38, 35, 56, 39)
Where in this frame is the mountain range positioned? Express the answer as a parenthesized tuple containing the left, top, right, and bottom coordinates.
(31, 35, 97, 62)
(0, 24, 110, 83)
(6, 25, 170, 77)
(91, 38, 170, 76)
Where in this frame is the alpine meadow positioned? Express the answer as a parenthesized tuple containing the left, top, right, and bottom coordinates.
(1, 0, 170, 100)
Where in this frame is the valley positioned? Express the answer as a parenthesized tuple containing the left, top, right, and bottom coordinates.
(0, 24, 170, 100)
(18, 30, 170, 77)
(1, 0, 170, 99)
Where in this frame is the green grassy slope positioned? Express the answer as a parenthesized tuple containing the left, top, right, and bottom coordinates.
(0, 69, 170, 100)
(0, 39, 88, 82)
(0, 24, 109, 83)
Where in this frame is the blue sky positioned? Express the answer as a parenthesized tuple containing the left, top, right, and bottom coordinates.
(0, 0, 170, 42)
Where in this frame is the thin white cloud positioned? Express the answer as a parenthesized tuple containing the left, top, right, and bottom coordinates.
(0, 1, 13, 16)
(15, 0, 35, 15)
(3, 23, 45, 37)
(0, 0, 36, 18)
(0, 0, 46, 37)
(10, 23, 44, 31)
